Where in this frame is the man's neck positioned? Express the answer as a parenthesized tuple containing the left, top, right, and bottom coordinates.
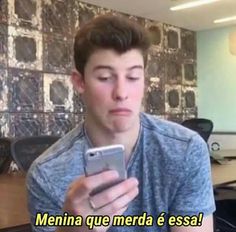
(84, 118, 140, 163)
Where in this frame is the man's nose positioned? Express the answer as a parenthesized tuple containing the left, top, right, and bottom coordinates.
(112, 79, 128, 101)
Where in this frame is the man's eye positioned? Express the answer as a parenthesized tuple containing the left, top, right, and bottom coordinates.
(128, 77, 139, 81)
(98, 77, 110, 81)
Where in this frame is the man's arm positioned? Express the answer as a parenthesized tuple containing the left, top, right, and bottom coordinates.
(169, 134, 215, 232)
(171, 214, 214, 232)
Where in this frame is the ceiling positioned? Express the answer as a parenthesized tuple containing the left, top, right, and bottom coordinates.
(80, 0, 236, 31)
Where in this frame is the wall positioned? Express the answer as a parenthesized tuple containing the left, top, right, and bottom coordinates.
(197, 25, 236, 132)
(0, 0, 197, 138)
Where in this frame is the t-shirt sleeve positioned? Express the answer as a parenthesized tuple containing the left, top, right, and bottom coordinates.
(169, 134, 216, 217)
(27, 164, 61, 232)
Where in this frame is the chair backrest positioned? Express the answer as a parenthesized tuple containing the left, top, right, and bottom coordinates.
(181, 118, 213, 142)
(0, 138, 12, 173)
(11, 135, 60, 172)
(214, 185, 236, 231)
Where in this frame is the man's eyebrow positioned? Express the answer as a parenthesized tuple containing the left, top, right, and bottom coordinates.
(93, 65, 113, 72)
(93, 65, 144, 72)
(127, 65, 144, 71)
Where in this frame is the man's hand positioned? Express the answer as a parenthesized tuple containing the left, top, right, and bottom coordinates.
(56, 170, 139, 232)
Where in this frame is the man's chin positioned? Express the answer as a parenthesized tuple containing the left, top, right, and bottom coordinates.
(110, 119, 136, 133)
(112, 126, 131, 133)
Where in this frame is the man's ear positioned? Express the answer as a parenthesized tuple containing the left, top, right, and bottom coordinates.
(71, 70, 85, 94)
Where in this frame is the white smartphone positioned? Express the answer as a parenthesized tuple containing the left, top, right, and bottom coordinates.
(84, 144, 127, 195)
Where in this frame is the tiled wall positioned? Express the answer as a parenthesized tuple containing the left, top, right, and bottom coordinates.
(0, 0, 197, 138)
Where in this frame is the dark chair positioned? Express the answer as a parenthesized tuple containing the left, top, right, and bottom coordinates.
(11, 135, 60, 172)
(213, 186, 236, 231)
(0, 138, 12, 173)
(181, 118, 213, 142)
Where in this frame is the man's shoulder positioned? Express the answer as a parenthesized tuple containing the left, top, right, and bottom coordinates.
(28, 123, 87, 178)
(140, 112, 198, 143)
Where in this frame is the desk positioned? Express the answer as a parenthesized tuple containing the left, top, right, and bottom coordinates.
(211, 149, 236, 186)
(212, 160, 236, 186)
(0, 173, 31, 232)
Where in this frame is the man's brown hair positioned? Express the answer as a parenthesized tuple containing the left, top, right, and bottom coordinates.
(73, 14, 151, 75)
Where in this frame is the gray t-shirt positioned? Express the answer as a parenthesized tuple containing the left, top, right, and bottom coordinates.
(27, 112, 215, 232)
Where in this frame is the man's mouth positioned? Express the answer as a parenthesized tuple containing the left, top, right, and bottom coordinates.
(109, 108, 132, 115)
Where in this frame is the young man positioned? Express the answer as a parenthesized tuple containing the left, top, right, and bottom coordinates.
(27, 15, 215, 232)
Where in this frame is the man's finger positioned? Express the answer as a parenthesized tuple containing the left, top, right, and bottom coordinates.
(91, 177, 138, 209)
(67, 170, 120, 200)
(96, 186, 139, 215)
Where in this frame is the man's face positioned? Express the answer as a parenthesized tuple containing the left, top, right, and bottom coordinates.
(77, 48, 145, 133)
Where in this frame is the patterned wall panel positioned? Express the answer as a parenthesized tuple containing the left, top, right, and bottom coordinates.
(182, 86, 197, 114)
(8, 0, 42, 30)
(165, 84, 182, 114)
(8, 68, 43, 112)
(181, 29, 196, 59)
(146, 21, 163, 54)
(165, 114, 183, 124)
(0, 69, 8, 111)
(145, 53, 165, 115)
(0, 0, 8, 24)
(73, 93, 86, 114)
(0, 0, 197, 137)
(42, 0, 74, 36)
(77, 1, 98, 28)
(146, 78, 165, 115)
(74, 112, 85, 125)
(0, 113, 9, 137)
(43, 73, 73, 113)
(9, 113, 44, 137)
(8, 26, 42, 70)
(44, 113, 74, 136)
(164, 25, 181, 53)
(165, 55, 182, 85)
(43, 34, 73, 74)
(182, 61, 197, 86)
(120, 13, 146, 27)
(0, 24, 7, 67)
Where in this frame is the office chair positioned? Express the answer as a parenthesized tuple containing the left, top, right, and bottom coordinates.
(214, 187, 236, 232)
(11, 135, 60, 172)
(181, 118, 213, 142)
(0, 138, 12, 173)
(181, 119, 236, 230)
